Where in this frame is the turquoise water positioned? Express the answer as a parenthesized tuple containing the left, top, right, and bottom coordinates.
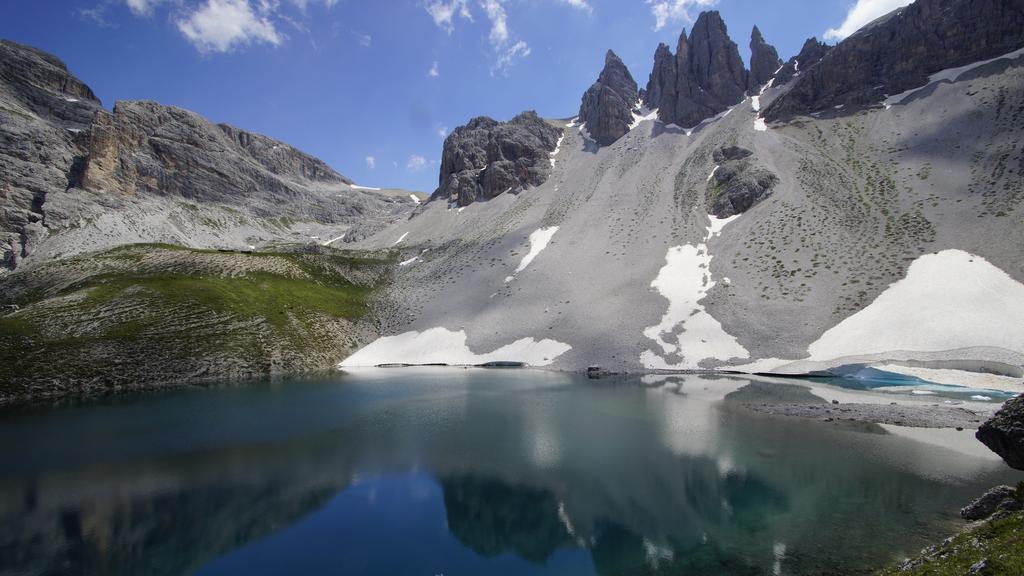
(0, 370, 1016, 575)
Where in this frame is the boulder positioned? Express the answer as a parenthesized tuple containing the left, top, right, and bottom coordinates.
(977, 394, 1024, 470)
(578, 50, 639, 146)
(960, 485, 1022, 520)
(707, 146, 778, 217)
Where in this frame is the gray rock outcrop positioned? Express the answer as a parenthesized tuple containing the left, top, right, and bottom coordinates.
(976, 394, 1024, 470)
(431, 111, 562, 207)
(707, 146, 778, 217)
(764, 0, 1024, 120)
(960, 485, 1022, 520)
(773, 38, 832, 86)
(578, 50, 639, 146)
(643, 11, 748, 128)
(747, 26, 783, 93)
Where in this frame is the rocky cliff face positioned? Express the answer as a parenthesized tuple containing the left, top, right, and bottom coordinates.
(0, 40, 414, 271)
(0, 40, 101, 269)
(75, 100, 353, 216)
(643, 11, 748, 128)
(773, 38, 832, 86)
(747, 26, 783, 93)
(578, 50, 639, 146)
(765, 0, 1024, 120)
(432, 111, 562, 207)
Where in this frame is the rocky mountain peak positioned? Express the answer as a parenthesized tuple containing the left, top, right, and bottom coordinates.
(432, 111, 562, 207)
(765, 0, 1024, 121)
(642, 11, 748, 129)
(773, 37, 831, 86)
(747, 26, 783, 93)
(577, 49, 639, 146)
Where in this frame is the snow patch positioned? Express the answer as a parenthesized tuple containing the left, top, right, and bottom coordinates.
(350, 184, 382, 191)
(393, 232, 409, 245)
(884, 46, 1024, 107)
(399, 256, 420, 266)
(753, 118, 768, 132)
(339, 327, 571, 367)
(549, 134, 564, 168)
(641, 216, 749, 369)
(707, 165, 719, 182)
(409, 194, 422, 205)
(507, 227, 558, 281)
(321, 233, 346, 246)
(751, 96, 760, 112)
(630, 100, 659, 130)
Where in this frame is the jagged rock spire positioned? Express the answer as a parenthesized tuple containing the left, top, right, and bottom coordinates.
(578, 50, 639, 146)
(747, 26, 783, 93)
(642, 11, 748, 128)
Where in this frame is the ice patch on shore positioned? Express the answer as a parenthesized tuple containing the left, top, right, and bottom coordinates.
(807, 250, 1024, 362)
(339, 327, 571, 367)
(642, 215, 748, 369)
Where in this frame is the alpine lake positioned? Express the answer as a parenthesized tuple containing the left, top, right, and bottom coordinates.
(0, 369, 1016, 575)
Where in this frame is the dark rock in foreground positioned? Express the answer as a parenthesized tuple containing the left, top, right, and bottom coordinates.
(578, 50, 639, 146)
(765, 0, 1024, 120)
(643, 11, 748, 128)
(976, 394, 1024, 470)
(747, 26, 783, 93)
(707, 146, 778, 217)
(432, 111, 562, 207)
(961, 485, 1023, 520)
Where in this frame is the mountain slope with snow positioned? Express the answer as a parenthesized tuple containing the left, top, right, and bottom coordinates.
(343, 14, 1024, 379)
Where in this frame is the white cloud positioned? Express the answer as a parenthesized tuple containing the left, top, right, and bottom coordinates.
(438, 126, 448, 138)
(480, 0, 508, 46)
(125, 0, 165, 16)
(559, 0, 591, 13)
(407, 155, 430, 171)
(425, 0, 473, 33)
(290, 0, 339, 11)
(428, 61, 440, 77)
(365, 156, 376, 170)
(824, 0, 913, 41)
(177, 0, 283, 53)
(645, 0, 717, 31)
(494, 40, 530, 74)
(354, 31, 372, 47)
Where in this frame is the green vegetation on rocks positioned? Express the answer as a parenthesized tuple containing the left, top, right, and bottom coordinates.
(0, 244, 394, 404)
(878, 509, 1024, 576)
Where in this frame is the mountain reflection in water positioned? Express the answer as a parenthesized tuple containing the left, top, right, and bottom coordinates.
(0, 370, 1014, 576)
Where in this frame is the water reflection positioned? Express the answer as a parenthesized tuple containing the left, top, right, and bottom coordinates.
(0, 370, 1015, 576)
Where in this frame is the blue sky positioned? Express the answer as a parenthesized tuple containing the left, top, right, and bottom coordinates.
(0, 0, 910, 192)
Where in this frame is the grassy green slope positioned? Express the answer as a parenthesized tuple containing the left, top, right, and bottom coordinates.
(0, 244, 393, 404)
